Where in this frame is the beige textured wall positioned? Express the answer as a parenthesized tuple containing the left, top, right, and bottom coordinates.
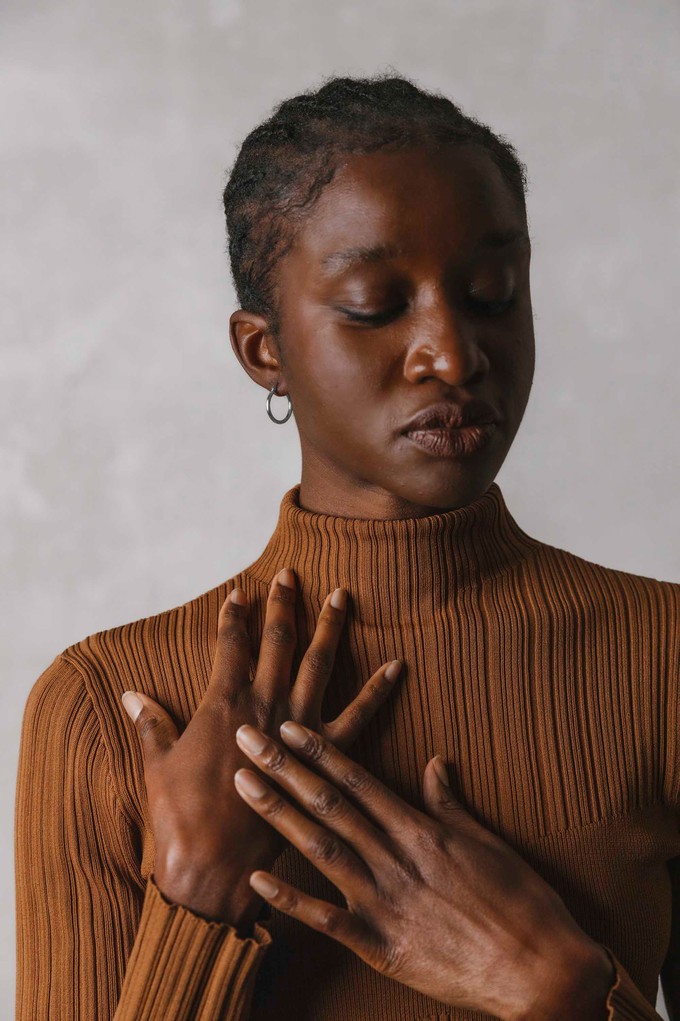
(2, 0, 678, 1014)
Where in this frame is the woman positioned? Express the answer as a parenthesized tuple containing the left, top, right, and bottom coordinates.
(15, 74, 679, 1020)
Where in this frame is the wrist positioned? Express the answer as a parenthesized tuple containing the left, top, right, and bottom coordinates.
(153, 861, 263, 936)
(509, 936, 615, 1021)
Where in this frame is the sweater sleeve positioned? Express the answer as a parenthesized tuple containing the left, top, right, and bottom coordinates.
(15, 653, 273, 1021)
(598, 944, 666, 1020)
(659, 854, 680, 1021)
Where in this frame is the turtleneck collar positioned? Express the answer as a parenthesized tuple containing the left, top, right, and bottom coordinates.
(242, 482, 541, 627)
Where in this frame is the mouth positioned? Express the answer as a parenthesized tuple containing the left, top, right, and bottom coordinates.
(400, 397, 500, 433)
(403, 422, 497, 458)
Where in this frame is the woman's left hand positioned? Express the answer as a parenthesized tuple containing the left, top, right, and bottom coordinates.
(232, 721, 613, 1021)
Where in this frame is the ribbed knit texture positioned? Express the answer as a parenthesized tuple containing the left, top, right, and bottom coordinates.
(15, 481, 680, 1020)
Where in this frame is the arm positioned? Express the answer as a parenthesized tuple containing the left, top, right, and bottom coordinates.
(226, 716, 667, 1021)
(528, 939, 668, 1021)
(15, 654, 272, 1021)
(600, 943, 669, 1021)
(508, 935, 661, 1016)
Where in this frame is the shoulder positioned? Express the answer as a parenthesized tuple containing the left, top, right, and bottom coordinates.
(521, 539, 680, 681)
(22, 652, 91, 736)
(18, 654, 113, 808)
(526, 538, 680, 623)
(58, 579, 230, 708)
(35, 580, 234, 820)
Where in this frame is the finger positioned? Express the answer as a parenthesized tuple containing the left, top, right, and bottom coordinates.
(252, 568, 298, 699)
(277, 721, 425, 843)
(248, 870, 379, 966)
(121, 691, 178, 764)
(326, 660, 403, 750)
(234, 724, 395, 879)
(423, 755, 474, 828)
(233, 766, 373, 899)
(288, 587, 348, 720)
(205, 587, 253, 706)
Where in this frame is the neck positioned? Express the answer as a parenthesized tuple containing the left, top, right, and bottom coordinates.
(242, 482, 540, 627)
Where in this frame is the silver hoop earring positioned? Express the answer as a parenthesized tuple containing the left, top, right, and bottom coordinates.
(266, 382, 293, 424)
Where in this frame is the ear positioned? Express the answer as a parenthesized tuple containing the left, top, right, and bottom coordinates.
(229, 309, 286, 394)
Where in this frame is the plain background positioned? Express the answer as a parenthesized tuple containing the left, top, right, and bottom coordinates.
(3, 0, 679, 1015)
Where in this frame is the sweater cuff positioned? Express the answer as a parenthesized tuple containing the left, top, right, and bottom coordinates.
(599, 944, 662, 1020)
(116, 874, 272, 1020)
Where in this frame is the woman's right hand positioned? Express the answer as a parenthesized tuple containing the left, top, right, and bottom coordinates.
(121, 568, 402, 936)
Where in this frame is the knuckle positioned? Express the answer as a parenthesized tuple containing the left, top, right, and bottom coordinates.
(269, 585, 295, 607)
(209, 687, 242, 715)
(261, 794, 286, 822)
(261, 744, 287, 774)
(392, 851, 422, 885)
(220, 624, 251, 651)
(311, 785, 345, 818)
(379, 937, 406, 978)
(319, 605, 343, 628)
(295, 730, 325, 762)
(310, 831, 344, 866)
(368, 674, 393, 699)
(263, 620, 295, 647)
(277, 888, 298, 914)
(413, 820, 447, 857)
(249, 691, 278, 724)
(137, 711, 163, 742)
(341, 768, 374, 797)
(304, 645, 334, 677)
(319, 906, 341, 935)
(219, 600, 246, 625)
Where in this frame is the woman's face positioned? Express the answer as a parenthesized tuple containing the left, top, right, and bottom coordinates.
(233, 143, 535, 517)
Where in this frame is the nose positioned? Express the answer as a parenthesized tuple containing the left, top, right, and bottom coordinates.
(403, 299, 490, 387)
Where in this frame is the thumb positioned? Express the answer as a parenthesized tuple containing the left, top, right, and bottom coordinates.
(121, 691, 179, 762)
(423, 755, 466, 823)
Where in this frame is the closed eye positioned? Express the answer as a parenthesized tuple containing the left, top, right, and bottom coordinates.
(336, 304, 407, 326)
(337, 294, 517, 326)
(467, 295, 517, 315)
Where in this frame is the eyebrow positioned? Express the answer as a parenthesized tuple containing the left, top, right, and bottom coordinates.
(320, 227, 530, 274)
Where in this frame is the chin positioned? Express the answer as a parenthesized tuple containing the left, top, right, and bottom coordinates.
(385, 466, 496, 513)
(391, 437, 508, 510)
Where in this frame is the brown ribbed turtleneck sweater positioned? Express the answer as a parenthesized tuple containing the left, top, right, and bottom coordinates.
(15, 482, 680, 1020)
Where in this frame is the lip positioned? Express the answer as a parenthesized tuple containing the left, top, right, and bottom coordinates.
(400, 398, 500, 433)
(404, 423, 497, 458)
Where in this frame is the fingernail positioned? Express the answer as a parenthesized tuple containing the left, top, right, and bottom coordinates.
(122, 691, 143, 722)
(230, 587, 248, 605)
(278, 568, 295, 589)
(280, 720, 309, 748)
(433, 755, 450, 787)
(384, 660, 402, 681)
(250, 872, 279, 899)
(330, 587, 346, 610)
(236, 724, 268, 755)
(234, 769, 268, 798)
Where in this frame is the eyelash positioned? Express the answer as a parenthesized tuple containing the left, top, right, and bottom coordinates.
(468, 295, 517, 316)
(340, 295, 517, 325)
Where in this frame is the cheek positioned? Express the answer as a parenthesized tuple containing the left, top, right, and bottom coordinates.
(301, 329, 387, 402)
(292, 336, 391, 454)
(493, 335, 535, 418)
(487, 312, 534, 378)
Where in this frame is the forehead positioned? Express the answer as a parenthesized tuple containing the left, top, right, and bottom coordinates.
(290, 144, 527, 273)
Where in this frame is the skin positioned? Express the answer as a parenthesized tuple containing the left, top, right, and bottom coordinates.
(232, 721, 616, 1021)
(124, 577, 403, 937)
(229, 143, 536, 517)
(224, 141, 612, 1012)
(123, 144, 615, 1018)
